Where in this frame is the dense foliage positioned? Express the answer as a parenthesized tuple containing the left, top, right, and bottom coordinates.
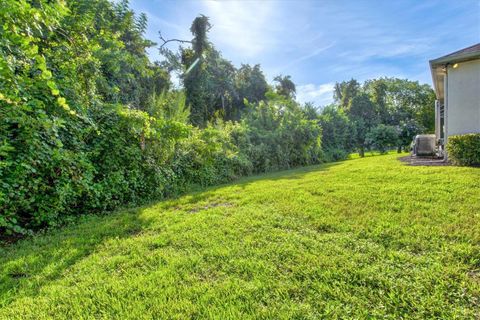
(317, 78, 435, 157)
(0, 0, 175, 234)
(2, 154, 479, 318)
(162, 16, 269, 126)
(0, 0, 322, 235)
(366, 124, 399, 154)
(0, 0, 436, 235)
(446, 134, 480, 166)
(317, 106, 353, 161)
(238, 92, 322, 171)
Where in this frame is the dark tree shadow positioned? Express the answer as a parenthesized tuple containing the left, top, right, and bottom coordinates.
(157, 161, 343, 211)
(0, 206, 154, 308)
(0, 160, 344, 307)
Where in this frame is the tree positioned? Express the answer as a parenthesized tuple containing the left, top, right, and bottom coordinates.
(80, 0, 169, 109)
(329, 77, 435, 157)
(302, 102, 320, 121)
(318, 105, 353, 160)
(190, 15, 211, 57)
(181, 15, 212, 126)
(364, 79, 389, 123)
(204, 51, 238, 120)
(397, 119, 423, 152)
(163, 15, 247, 125)
(159, 16, 272, 125)
(274, 75, 296, 99)
(233, 64, 268, 119)
(334, 79, 360, 110)
(364, 78, 435, 132)
(348, 93, 378, 157)
(366, 124, 399, 154)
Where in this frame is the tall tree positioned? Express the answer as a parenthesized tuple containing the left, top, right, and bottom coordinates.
(159, 16, 273, 125)
(206, 52, 237, 120)
(318, 105, 353, 160)
(333, 79, 360, 110)
(348, 93, 378, 157)
(80, 0, 169, 109)
(190, 15, 211, 57)
(180, 15, 212, 126)
(178, 15, 241, 125)
(233, 64, 269, 119)
(364, 79, 389, 123)
(274, 75, 296, 99)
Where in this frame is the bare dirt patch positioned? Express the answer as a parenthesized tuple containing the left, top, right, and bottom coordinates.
(188, 202, 234, 213)
(398, 155, 450, 166)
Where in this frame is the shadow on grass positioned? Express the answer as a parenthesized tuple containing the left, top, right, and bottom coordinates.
(158, 161, 344, 210)
(0, 206, 154, 307)
(346, 150, 404, 160)
(0, 159, 346, 307)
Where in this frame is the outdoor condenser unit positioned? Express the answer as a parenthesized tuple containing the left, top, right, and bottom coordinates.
(413, 134, 436, 156)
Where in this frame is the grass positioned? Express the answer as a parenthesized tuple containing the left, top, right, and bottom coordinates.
(1, 153, 479, 319)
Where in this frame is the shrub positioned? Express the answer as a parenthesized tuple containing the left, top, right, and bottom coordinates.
(323, 148, 349, 162)
(1, 93, 326, 235)
(239, 94, 323, 172)
(446, 134, 480, 166)
(171, 121, 251, 189)
(366, 124, 399, 154)
(0, 0, 324, 236)
(319, 105, 353, 161)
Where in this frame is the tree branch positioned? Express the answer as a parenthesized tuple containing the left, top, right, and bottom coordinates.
(159, 31, 192, 49)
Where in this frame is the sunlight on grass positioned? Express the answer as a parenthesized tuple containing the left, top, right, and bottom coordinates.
(347, 150, 399, 159)
(1, 153, 479, 319)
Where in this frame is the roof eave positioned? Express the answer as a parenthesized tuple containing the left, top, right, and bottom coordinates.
(428, 43, 480, 102)
(429, 51, 480, 67)
(429, 61, 444, 100)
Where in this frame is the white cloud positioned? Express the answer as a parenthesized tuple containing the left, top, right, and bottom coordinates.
(339, 38, 432, 64)
(280, 42, 336, 72)
(296, 83, 335, 107)
(133, 0, 473, 90)
(200, 0, 280, 58)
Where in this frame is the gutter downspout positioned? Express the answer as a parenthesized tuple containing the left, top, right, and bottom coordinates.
(435, 100, 439, 140)
(443, 65, 448, 161)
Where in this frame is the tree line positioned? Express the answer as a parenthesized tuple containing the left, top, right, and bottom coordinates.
(0, 0, 434, 235)
(318, 77, 435, 159)
(159, 14, 435, 157)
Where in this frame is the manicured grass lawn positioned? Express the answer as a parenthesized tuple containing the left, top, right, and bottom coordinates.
(1, 153, 479, 319)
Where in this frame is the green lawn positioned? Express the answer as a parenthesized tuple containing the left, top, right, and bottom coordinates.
(1, 153, 479, 319)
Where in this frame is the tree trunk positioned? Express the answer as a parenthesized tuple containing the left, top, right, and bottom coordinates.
(221, 95, 225, 115)
(359, 147, 365, 157)
(140, 131, 145, 151)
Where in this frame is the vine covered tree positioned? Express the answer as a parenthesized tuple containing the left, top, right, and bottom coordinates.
(274, 75, 296, 99)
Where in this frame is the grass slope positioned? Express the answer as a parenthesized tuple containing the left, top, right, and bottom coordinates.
(1, 153, 479, 319)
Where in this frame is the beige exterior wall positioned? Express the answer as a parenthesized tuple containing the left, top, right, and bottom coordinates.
(446, 59, 480, 137)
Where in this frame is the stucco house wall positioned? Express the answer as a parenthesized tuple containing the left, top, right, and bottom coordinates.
(430, 44, 480, 152)
(446, 59, 480, 136)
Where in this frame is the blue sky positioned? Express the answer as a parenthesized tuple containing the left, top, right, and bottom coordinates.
(130, 0, 480, 107)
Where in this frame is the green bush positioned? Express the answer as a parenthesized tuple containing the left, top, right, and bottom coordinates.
(322, 148, 349, 162)
(1, 94, 324, 234)
(318, 105, 353, 161)
(366, 124, 399, 154)
(0, 0, 324, 236)
(238, 93, 323, 172)
(446, 134, 480, 166)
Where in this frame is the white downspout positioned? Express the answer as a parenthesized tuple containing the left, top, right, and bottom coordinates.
(435, 100, 439, 140)
(443, 66, 448, 161)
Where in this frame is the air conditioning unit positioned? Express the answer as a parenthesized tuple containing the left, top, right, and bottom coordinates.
(412, 134, 436, 156)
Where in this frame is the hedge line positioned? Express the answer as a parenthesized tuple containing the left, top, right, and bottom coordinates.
(1, 98, 323, 235)
(447, 133, 480, 166)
